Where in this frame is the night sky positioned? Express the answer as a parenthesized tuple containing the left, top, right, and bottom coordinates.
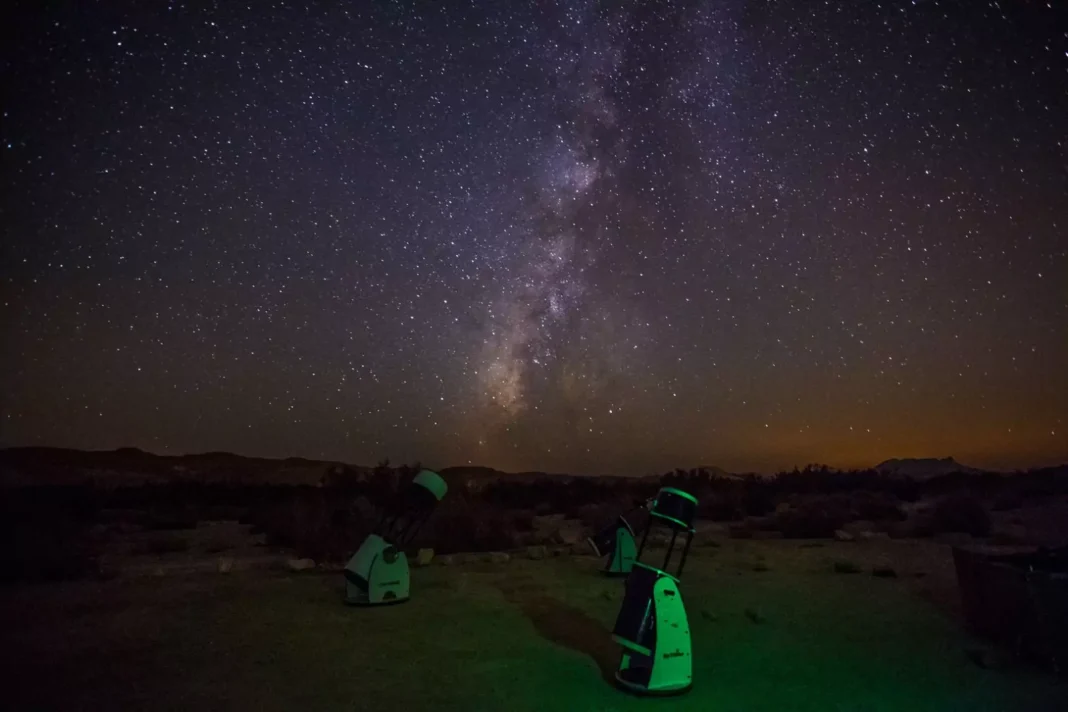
(2, 1, 1065, 475)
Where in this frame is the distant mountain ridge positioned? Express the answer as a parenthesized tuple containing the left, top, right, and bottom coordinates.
(0, 447, 623, 488)
(0, 446, 364, 487)
(873, 457, 983, 479)
(1, 446, 1055, 487)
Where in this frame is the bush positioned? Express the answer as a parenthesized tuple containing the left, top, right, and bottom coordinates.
(241, 489, 374, 563)
(423, 497, 520, 554)
(929, 494, 992, 537)
(728, 521, 757, 539)
(143, 510, 200, 531)
(991, 491, 1024, 512)
(510, 510, 536, 533)
(742, 480, 778, 517)
(698, 490, 746, 521)
(570, 499, 635, 530)
(141, 534, 190, 555)
(772, 495, 857, 538)
(0, 519, 100, 584)
(0, 488, 102, 584)
(758, 491, 907, 539)
(848, 492, 906, 522)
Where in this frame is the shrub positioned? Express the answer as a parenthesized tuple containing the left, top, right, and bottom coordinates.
(929, 494, 992, 537)
(570, 499, 635, 530)
(144, 510, 200, 531)
(772, 495, 856, 538)
(742, 480, 777, 517)
(241, 489, 375, 563)
(848, 491, 906, 522)
(0, 519, 100, 584)
(698, 490, 746, 521)
(421, 497, 520, 554)
(0, 489, 102, 584)
(510, 510, 536, 533)
(141, 534, 190, 555)
(991, 491, 1024, 512)
(760, 491, 906, 539)
(728, 521, 757, 539)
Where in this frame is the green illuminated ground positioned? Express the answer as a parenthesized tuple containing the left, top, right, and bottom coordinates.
(2, 541, 1065, 711)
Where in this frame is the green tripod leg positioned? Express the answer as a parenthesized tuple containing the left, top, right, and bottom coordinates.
(604, 526, 637, 576)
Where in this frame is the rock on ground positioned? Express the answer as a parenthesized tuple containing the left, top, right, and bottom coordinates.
(415, 548, 434, 566)
(286, 558, 316, 572)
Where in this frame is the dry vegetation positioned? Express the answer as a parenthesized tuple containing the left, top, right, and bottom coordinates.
(2, 454, 1067, 585)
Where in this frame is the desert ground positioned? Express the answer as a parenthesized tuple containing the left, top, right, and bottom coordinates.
(3, 537, 1066, 712)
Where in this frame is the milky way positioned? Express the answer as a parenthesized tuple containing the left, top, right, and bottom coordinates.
(2, 1, 1066, 474)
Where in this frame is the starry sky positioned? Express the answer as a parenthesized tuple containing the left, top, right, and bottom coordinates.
(2, 1, 1066, 475)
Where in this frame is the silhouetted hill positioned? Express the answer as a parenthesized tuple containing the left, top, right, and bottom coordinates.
(695, 465, 746, 479)
(0, 447, 359, 487)
(3, 446, 1059, 489)
(0, 448, 589, 488)
(874, 457, 983, 479)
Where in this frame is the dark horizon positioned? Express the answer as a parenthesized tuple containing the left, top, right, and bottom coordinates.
(2, 441, 1065, 479)
(2, 2, 1065, 477)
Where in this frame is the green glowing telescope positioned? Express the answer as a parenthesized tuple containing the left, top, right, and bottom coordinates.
(587, 498, 654, 577)
(610, 486, 698, 696)
(343, 469, 448, 606)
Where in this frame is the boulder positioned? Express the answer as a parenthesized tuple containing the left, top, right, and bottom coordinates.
(526, 545, 548, 560)
(834, 530, 855, 542)
(484, 551, 511, 565)
(553, 523, 585, 546)
(569, 543, 592, 556)
(415, 548, 434, 567)
(286, 558, 316, 572)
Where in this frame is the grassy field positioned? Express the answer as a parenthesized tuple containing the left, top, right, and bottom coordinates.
(1, 541, 1065, 711)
